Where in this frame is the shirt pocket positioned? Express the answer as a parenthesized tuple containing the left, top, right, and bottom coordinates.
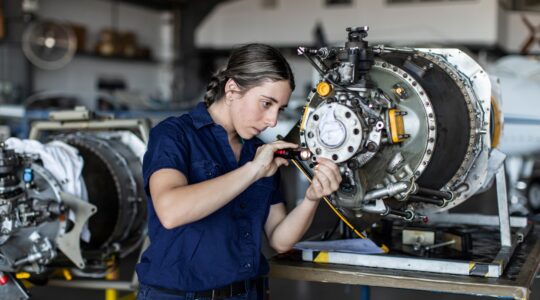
(190, 160, 221, 183)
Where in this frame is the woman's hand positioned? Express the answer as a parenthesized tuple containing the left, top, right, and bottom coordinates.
(305, 157, 342, 202)
(251, 140, 298, 180)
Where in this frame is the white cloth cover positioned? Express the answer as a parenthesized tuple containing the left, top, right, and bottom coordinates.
(95, 131, 146, 162)
(5, 138, 90, 242)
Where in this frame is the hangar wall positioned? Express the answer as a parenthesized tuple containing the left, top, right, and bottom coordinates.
(31, 0, 172, 108)
(196, 0, 498, 47)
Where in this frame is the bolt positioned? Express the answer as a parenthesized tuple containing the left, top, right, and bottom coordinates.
(366, 142, 378, 152)
(347, 160, 359, 169)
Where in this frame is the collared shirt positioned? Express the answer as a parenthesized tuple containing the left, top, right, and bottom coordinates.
(136, 102, 282, 292)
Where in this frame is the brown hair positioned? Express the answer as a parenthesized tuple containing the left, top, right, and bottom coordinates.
(204, 43, 295, 107)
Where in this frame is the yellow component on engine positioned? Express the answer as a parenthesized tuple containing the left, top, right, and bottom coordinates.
(394, 86, 406, 97)
(299, 104, 311, 132)
(316, 81, 332, 97)
(16, 272, 31, 279)
(106, 267, 119, 300)
(62, 268, 72, 281)
(491, 96, 503, 148)
(388, 108, 406, 143)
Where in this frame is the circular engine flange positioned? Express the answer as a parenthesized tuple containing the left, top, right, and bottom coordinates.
(304, 103, 364, 163)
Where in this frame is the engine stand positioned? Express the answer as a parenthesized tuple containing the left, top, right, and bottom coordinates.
(301, 166, 532, 277)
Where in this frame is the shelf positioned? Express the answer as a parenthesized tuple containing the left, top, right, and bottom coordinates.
(111, 0, 227, 12)
(113, 0, 184, 11)
(75, 51, 158, 64)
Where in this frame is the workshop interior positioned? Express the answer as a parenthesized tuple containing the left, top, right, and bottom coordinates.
(1, 0, 540, 299)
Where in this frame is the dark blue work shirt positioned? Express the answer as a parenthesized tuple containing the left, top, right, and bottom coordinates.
(136, 102, 283, 292)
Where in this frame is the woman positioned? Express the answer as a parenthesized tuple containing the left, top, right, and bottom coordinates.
(136, 43, 342, 300)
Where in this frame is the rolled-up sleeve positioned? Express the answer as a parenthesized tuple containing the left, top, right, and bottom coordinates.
(142, 118, 190, 196)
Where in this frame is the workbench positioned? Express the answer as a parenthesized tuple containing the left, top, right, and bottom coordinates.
(268, 226, 540, 299)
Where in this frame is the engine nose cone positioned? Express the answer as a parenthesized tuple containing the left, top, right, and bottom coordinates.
(319, 118, 346, 148)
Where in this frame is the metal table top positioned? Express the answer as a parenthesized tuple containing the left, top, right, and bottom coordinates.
(268, 227, 540, 300)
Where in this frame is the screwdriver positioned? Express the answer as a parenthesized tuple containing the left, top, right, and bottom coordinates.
(274, 148, 312, 161)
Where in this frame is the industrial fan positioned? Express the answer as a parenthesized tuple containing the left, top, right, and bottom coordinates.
(22, 20, 77, 70)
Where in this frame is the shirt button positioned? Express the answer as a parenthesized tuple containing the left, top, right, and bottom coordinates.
(244, 232, 251, 238)
(239, 202, 246, 209)
(244, 263, 251, 269)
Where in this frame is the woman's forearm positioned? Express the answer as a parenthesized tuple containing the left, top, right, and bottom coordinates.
(153, 162, 259, 229)
(268, 198, 320, 253)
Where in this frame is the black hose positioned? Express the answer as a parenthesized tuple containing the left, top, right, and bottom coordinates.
(409, 195, 445, 206)
(388, 209, 413, 220)
(417, 186, 452, 200)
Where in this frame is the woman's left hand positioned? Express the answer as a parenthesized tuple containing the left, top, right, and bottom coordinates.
(305, 157, 342, 202)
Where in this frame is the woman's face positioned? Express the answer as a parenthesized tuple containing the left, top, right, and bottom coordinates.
(229, 80, 292, 140)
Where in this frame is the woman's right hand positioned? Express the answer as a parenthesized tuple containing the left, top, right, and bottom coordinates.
(251, 140, 298, 180)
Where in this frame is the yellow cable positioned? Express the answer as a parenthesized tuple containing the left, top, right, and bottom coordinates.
(320, 196, 367, 239)
(290, 159, 366, 239)
(291, 159, 389, 253)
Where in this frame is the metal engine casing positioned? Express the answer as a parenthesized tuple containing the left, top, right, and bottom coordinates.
(0, 147, 69, 273)
(0, 129, 147, 280)
(294, 27, 496, 222)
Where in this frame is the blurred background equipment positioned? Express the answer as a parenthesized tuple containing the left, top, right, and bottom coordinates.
(22, 20, 77, 70)
(94, 28, 117, 57)
(0, 125, 9, 140)
(488, 55, 540, 216)
(24, 91, 82, 110)
(0, 0, 5, 39)
(0, 108, 149, 299)
(520, 15, 540, 55)
(94, 28, 151, 60)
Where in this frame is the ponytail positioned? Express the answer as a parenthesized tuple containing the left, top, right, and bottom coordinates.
(204, 67, 227, 107)
(203, 44, 295, 107)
